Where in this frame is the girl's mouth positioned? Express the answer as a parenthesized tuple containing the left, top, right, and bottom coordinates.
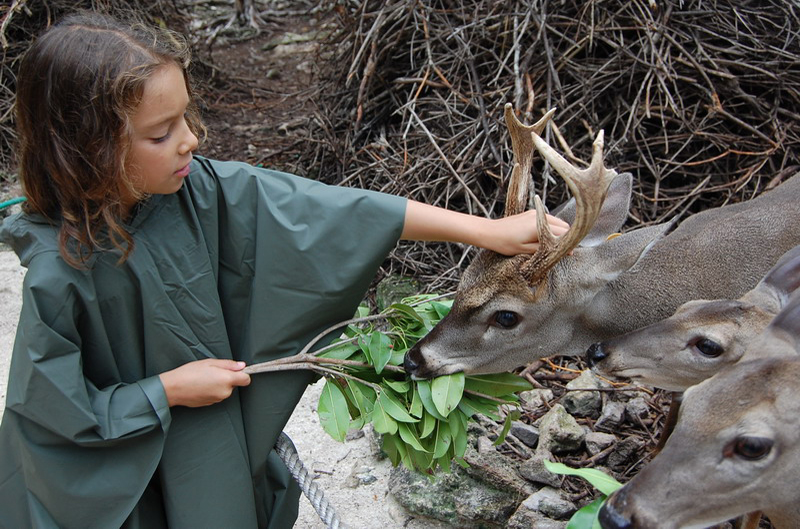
(175, 163, 191, 177)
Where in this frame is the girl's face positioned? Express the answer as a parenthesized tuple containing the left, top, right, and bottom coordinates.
(123, 63, 199, 214)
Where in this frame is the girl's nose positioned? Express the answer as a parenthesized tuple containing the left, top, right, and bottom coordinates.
(178, 117, 199, 154)
(181, 130, 199, 154)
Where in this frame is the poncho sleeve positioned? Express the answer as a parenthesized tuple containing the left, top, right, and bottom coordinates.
(0, 247, 171, 528)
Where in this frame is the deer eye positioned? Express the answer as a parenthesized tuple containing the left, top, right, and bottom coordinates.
(724, 436, 773, 461)
(492, 311, 520, 329)
(690, 337, 724, 358)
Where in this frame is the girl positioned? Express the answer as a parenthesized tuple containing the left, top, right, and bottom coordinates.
(0, 12, 568, 529)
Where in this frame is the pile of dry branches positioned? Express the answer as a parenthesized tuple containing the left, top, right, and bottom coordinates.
(306, 0, 800, 289)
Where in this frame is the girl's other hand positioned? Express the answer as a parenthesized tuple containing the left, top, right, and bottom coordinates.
(159, 359, 251, 407)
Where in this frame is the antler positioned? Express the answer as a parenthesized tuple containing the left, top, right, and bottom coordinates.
(521, 130, 618, 283)
(503, 103, 556, 217)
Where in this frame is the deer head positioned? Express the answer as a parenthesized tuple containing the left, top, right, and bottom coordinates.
(404, 104, 629, 377)
(599, 346, 800, 528)
(587, 244, 800, 391)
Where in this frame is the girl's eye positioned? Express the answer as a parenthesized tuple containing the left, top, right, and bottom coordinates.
(152, 132, 171, 143)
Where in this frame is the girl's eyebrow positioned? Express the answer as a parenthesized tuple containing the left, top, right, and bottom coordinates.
(138, 103, 189, 131)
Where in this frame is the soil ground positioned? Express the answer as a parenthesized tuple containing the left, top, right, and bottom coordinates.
(191, 9, 325, 175)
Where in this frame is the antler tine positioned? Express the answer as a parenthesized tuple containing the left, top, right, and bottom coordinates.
(503, 103, 556, 217)
(523, 130, 618, 283)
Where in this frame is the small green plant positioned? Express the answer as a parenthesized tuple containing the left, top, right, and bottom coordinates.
(246, 294, 532, 473)
(544, 459, 623, 529)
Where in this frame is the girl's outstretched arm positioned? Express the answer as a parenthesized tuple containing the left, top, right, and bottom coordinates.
(401, 200, 569, 256)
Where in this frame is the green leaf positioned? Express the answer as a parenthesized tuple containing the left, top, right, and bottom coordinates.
(431, 300, 453, 319)
(318, 342, 360, 360)
(420, 410, 437, 438)
(431, 372, 465, 418)
(346, 380, 376, 419)
(389, 347, 407, 366)
(379, 389, 418, 423)
(416, 380, 448, 420)
(381, 432, 406, 467)
(566, 496, 606, 529)
(372, 394, 398, 435)
(388, 303, 425, 324)
(431, 420, 453, 459)
(437, 453, 452, 473)
(384, 432, 415, 471)
(464, 373, 533, 396)
(369, 332, 393, 374)
(398, 423, 428, 452)
(543, 460, 623, 496)
(410, 446, 435, 472)
(448, 410, 468, 458)
(318, 380, 350, 442)
(457, 395, 501, 420)
(409, 386, 423, 418)
(493, 409, 521, 446)
(384, 379, 411, 394)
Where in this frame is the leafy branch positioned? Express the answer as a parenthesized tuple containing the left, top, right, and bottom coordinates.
(244, 294, 533, 473)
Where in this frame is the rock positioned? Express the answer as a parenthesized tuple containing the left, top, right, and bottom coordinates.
(595, 400, 625, 432)
(507, 502, 568, 529)
(625, 397, 651, 424)
(562, 370, 605, 418)
(606, 436, 646, 471)
(521, 486, 578, 520)
(388, 465, 521, 528)
(509, 421, 540, 448)
(518, 452, 563, 488)
(464, 436, 535, 497)
(519, 388, 554, 411)
(344, 463, 378, 488)
(537, 403, 585, 454)
(585, 431, 617, 456)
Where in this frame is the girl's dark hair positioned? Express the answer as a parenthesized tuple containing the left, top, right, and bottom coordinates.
(15, 12, 205, 267)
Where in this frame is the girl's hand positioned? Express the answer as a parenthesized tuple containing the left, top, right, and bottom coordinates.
(159, 359, 251, 408)
(484, 209, 570, 256)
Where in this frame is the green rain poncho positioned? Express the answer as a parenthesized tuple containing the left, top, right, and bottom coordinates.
(0, 156, 407, 528)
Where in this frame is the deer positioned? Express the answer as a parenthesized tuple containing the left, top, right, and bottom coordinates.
(586, 243, 800, 392)
(597, 297, 800, 529)
(403, 103, 800, 378)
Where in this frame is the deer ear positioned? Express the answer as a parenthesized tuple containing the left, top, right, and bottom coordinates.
(762, 245, 800, 300)
(576, 222, 673, 284)
(742, 245, 800, 313)
(554, 173, 632, 248)
(767, 290, 800, 343)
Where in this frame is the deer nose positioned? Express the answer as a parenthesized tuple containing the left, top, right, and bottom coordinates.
(403, 349, 421, 375)
(586, 342, 608, 367)
(598, 493, 634, 529)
